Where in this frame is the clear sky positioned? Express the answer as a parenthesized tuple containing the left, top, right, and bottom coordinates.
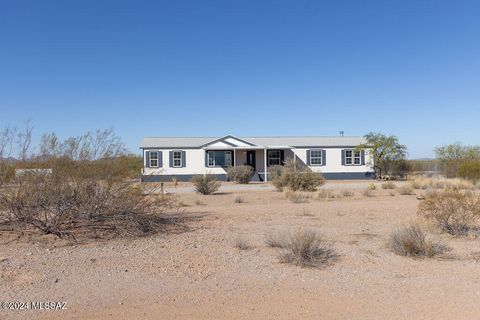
(1, 0, 479, 158)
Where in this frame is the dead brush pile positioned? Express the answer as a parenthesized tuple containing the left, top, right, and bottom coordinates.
(0, 171, 181, 241)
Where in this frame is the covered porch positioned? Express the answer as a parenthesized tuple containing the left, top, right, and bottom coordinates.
(204, 146, 296, 182)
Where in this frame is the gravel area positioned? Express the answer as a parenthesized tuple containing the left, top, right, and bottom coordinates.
(1, 182, 479, 319)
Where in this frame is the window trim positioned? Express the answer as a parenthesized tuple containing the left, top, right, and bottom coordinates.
(207, 150, 232, 167)
(172, 150, 182, 168)
(344, 149, 362, 166)
(267, 150, 282, 167)
(309, 149, 323, 166)
(149, 151, 159, 168)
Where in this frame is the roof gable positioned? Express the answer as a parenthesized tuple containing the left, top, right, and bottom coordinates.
(201, 135, 255, 148)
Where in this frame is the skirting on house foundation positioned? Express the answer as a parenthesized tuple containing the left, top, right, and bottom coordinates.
(141, 172, 375, 182)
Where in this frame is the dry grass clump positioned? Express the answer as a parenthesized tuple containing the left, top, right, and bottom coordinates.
(233, 236, 251, 250)
(0, 171, 180, 241)
(284, 190, 309, 203)
(362, 188, 375, 197)
(389, 223, 447, 258)
(398, 184, 415, 195)
(418, 190, 480, 236)
(277, 229, 336, 268)
(410, 177, 475, 191)
(265, 231, 288, 248)
(340, 190, 355, 198)
(381, 182, 396, 189)
(193, 198, 205, 206)
(315, 189, 336, 200)
(234, 195, 245, 203)
(191, 174, 221, 195)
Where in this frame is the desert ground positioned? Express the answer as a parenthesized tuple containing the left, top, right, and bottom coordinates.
(2, 180, 480, 320)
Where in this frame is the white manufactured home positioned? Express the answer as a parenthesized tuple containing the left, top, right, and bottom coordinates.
(140, 135, 375, 182)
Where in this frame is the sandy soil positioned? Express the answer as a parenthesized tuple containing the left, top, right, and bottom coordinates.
(2, 181, 480, 320)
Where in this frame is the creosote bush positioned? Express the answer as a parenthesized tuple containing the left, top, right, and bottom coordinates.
(418, 190, 480, 236)
(284, 190, 309, 203)
(459, 161, 480, 184)
(192, 174, 221, 195)
(233, 236, 251, 250)
(227, 165, 254, 184)
(272, 160, 325, 192)
(381, 182, 396, 189)
(389, 224, 447, 258)
(0, 169, 179, 241)
(234, 195, 245, 203)
(278, 229, 336, 268)
(398, 185, 415, 195)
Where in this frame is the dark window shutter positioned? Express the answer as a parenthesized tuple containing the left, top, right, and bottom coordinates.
(158, 151, 163, 167)
(361, 150, 365, 165)
(341, 149, 346, 166)
(306, 150, 311, 165)
(205, 151, 209, 167)
(169, 151, 173, 167)
(322, 149, 326, 166)
(182, 151, 186, 167)
(146, 151, 150, 167)
(280, 150, 285, 165)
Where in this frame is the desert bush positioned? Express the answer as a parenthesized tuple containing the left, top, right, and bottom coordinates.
(315, 189, 336, 200)
(398, 185, 415, 195)
(285, 190, 309, 203)
(389, 223, 446, 258)
(381, 182, 396, 189)
(234, 195, 245, 203)
(192, 174, 221, 195)
(368, 183, 377, 190)
(362, 188, 375, 197)
(418, 190, 480, 236)
(273, 170, 325, 192)
(265, 231, 288, 248)
(233, 236, 251, 250)
(459, 160, 480, 183)
(278, 229, 336, 268)
(227, 165, 254, 184)
(341, 190, 355, 198)
(0, 171, 179, 240)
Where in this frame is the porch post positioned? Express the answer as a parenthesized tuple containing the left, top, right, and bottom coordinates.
(264, 148, 267, 182)
(233, 149, 236, 167)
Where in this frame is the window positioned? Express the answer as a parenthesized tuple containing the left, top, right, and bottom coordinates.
(310, 150, 323, 165)
(173, 151, 182, 167)
(345, 150, 361, 166)
(207, 151, 232, 167)
(149, 151, 159, 167)
(267, 150, 281, 166)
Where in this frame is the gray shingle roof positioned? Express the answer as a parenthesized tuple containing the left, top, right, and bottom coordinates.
(140, 136, 366, 148)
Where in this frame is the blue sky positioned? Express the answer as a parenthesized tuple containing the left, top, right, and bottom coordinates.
(1, 0, 479, 158)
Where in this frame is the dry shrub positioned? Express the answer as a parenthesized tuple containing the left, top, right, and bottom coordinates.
(368, 183, 377, 190)
(341, 190, 355, 198)
(272, 160, 325, 192)
(315, 189, 336, 200)
(233, 236, 251, 250)
(265, 231, 288, 248)
(418, 190, 480, 236)
(0, 171, 179, 241)
(234, 195, 245, 203)
(362, 188, 375, 197)
(284, 190, 309, 203)
(381, 182, 396, 189)
(389, 223, 447, 258)
(192, 174, 220, 195)
(459, 161, 480, 184)
(278, 229, 336, 268)
(398, 184, 415, 195)
(227, 165, 254, 184)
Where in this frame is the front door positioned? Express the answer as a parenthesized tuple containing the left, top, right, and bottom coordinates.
(246, 151, 256, 170)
